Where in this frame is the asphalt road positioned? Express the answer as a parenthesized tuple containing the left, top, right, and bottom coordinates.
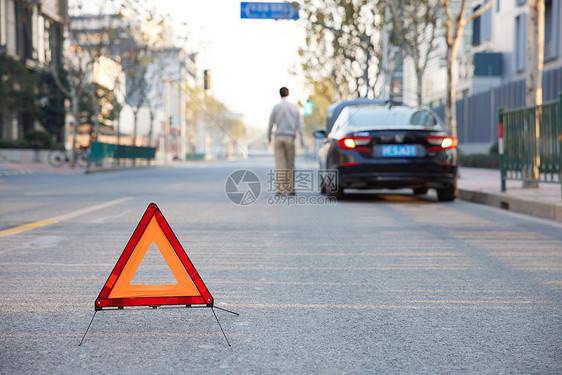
(1, 157, 561, 374)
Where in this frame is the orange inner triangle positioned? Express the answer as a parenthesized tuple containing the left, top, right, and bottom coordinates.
(108, 216, 201, 299)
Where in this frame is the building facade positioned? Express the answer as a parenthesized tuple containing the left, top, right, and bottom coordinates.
(69, 13, 201, 158)
(0, 0, 68, 140)
(399, 0, 562, 151)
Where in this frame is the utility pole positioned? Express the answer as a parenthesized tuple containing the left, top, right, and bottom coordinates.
(70, 85, 78, 168)
(165, 78, 170, 163)
(180, 70, 187, 161)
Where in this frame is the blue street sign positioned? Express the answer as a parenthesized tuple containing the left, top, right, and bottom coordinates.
(240, 2, 299, 20)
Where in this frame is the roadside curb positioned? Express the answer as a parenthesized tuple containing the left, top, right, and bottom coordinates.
(458, 188, 562, 223)
(82, 165, 160, 174)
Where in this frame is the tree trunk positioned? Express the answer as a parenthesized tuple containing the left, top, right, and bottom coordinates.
(92, 89, 100, 141)
(523, 0, 545, 188)
(1, 110, 17, 140)
(132, 110, 138, 166)
(132, 110, 138, 146)
(526, 0, 545, 107)
(416, 68, 423, 107)
(365, 40, 370, 98)
(445, 42, 460, 138)
(148, 110, 155, 147)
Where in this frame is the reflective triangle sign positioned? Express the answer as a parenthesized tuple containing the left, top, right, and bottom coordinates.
(95, 203, 213, 310)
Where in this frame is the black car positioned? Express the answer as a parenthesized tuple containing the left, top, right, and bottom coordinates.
(314, 101, 458, 201)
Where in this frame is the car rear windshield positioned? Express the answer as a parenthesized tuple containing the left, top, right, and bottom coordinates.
(334, 105, 440, 131)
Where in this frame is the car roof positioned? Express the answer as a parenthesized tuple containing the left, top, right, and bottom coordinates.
(327, 98, 402, 132)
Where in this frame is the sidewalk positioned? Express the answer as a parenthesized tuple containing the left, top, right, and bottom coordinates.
(458, 167, 562, 223)
(0, 162, 83, 175)
(0, 159, 158, 175)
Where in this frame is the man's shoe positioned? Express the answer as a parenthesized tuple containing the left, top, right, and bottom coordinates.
(288, 192, 296, 196)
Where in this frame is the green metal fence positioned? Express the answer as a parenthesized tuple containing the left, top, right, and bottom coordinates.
(90, 142, 157, 164)
(499, 93, 562, 197)
(185, 153, 205, 161)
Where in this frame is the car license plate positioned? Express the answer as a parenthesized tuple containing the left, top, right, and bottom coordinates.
(381, 145, 417, 157)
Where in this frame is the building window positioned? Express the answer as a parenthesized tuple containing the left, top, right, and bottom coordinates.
(49, 22, 63, 67)
(15, 4, 33, 61)
(473, 5, 481, 46)
(515, 14, 527, 72)
(544, 0, 558, 60)
(473, 2, 492, 46)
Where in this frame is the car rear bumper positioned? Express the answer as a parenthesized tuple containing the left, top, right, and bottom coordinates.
(338, 164, 457, 190)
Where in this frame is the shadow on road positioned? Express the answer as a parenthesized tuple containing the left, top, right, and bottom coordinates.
(339, 190, 437, 204)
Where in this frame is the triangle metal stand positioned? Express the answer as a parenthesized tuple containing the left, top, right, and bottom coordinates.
(79, 311, 97, 346)
(78, 306, 239, 346)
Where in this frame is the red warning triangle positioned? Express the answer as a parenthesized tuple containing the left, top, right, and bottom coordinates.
(95, 203, 213, 310)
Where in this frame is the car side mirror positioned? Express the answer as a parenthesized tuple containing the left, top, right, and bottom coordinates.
(313, 130, 327, 139)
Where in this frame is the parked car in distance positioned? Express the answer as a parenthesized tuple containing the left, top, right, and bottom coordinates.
(314, 101, 458, 201)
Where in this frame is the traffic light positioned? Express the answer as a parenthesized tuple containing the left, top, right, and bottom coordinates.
(304, 100, 313, 115)
(203, 69, 211, 90)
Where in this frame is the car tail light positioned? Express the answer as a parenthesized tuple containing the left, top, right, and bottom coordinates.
(338, 137, 372, 152)
(426, 136, 458, 152)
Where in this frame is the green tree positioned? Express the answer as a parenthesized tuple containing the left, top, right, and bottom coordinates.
(77, 83, 120, 129)
(35, 68, 68, 142)
(0, 53, 37, 139)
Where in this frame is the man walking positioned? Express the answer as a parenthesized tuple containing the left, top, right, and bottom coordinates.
(268, 87, 305, 195)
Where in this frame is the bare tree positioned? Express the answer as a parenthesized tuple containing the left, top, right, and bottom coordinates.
(50, 46, 93, 167)
(299, 0, 386, 100)
(123, 47, 148, 146)
(388, 0, 441, 106)
(441, 0, 495, 137)
(121, 9, 169, 147)
(143, 62, 165, 147)
(49, 0, 130, 166)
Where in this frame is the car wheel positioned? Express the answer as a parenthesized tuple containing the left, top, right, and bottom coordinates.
(319, 173, 327, 194)
(413, 188, 428, 195)
(437, 184, 457, 202)
(327, 184, 344, 200)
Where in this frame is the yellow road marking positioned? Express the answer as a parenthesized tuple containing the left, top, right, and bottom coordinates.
(0, 220, 59, 237)
(0, 197, 131, 237)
